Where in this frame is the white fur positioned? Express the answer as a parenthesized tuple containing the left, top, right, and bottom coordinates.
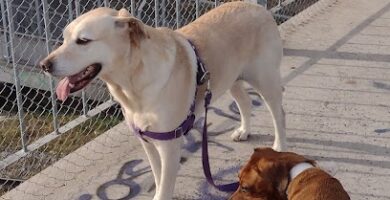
(41, 2, 286, 199)
(290, 162, 315, 180)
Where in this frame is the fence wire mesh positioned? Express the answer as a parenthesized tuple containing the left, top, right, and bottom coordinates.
(0, 0, 320, 196)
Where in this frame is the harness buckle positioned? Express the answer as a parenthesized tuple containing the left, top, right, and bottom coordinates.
(132, 126, 148, 143)
(199, 71, 210, 85)
(174, 127, 183, 138)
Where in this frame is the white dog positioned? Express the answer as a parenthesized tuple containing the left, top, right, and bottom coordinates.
(40, 2, 285, 199)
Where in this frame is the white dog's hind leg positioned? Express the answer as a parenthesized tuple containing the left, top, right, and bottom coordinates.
(248, 78, 286, 152)
(229, 81, 252, 141)
(153, 137, 183, 200)
(140, 140, 161, 192)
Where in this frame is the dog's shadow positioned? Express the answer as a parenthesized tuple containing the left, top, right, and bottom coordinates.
(196, 165, 241, 200)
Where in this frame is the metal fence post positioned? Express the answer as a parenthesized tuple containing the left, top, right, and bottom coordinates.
(1, 0, 11, 62)
(161, 0, 166, 26)
(214, 0, 219, 7)
(68, 0, 74, 21)
(81, 84, 89, 116)
(176, 0, 180, 29)
(195, 0, 200, 19)
(103, 0, 109, 7)
(75, 0, 81, 16)
(131, 0, 135, 15)
(5, 0, 28, 152)
(74, 0, 89, 116)
(155, 0, 159, 27)
(34, 0, 43, 37)
(42, 0, 60, 134)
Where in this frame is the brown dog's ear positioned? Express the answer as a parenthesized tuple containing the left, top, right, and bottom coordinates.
(254, 148, 289, 197)
(274, 151, 316, 195)
(254, 147, 316, 169)
(254, 148, 315, 197)
(280, 152, 316, 169)
(115, 16, 147, 47)
(256, 158, 289, 197)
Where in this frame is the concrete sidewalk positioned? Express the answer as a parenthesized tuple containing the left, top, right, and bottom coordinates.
(2, 0, 390, 199)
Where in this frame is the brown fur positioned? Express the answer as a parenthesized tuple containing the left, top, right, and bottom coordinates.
(230, 148, 350, 200)
(128, 18, 148, 47)
(288, 168, 350, 200)
(114, 16, 148, 48)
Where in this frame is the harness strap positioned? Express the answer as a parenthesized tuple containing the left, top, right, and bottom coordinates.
(187, 40, 210, 85)
(131, 40, 205, 141)
(131, 102, 196, 141)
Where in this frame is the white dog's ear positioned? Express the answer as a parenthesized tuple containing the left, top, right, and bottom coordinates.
(118, 8, 131, 17)
(115, 16, 148, 47)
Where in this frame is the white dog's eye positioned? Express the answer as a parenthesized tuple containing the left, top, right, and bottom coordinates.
(76, 38, 92, 45)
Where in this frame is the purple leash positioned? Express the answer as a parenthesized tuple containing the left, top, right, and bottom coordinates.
(188, 39, 238, 191)
(201, 86, 239, 192)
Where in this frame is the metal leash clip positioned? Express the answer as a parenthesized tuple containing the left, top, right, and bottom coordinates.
(199, 70, 210, 85)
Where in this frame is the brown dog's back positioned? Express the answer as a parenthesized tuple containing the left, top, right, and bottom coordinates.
(287, 168, 350, 200)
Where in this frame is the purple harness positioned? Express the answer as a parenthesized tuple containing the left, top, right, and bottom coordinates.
(131, 40, 239, 192)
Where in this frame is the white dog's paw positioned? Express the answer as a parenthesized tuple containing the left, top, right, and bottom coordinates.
(231, 127, 249, 141)
(272, 141, 286, 152)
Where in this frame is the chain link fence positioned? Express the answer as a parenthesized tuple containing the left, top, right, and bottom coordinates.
(0, 0, 320, 195)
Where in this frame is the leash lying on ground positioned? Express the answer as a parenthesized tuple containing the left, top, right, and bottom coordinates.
(131, 40, 239, 192)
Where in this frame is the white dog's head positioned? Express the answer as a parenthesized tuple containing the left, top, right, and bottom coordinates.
(40, 7, 147, 101)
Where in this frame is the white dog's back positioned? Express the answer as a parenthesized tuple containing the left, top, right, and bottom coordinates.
(178, 2, 283, 100)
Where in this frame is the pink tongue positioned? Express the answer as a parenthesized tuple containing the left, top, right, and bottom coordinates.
(56, 77, 72, 101)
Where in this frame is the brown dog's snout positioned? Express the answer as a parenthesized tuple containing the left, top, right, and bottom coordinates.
(39, 59, 53, 73)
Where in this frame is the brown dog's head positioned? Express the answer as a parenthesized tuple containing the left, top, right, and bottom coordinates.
(230, 148, 315, 200)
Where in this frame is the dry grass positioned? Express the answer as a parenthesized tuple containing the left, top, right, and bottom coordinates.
(0, 112, 121, 195)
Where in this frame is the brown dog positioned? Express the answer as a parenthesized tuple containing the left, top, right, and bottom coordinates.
(230, 148, 350, 200)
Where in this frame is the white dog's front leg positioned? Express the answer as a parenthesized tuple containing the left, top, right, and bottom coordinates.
(140, 139, 161, 192)
(153, 137, 183, 200)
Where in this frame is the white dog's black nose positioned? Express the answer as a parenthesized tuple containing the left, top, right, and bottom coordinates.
(39, 59, 53, 73)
